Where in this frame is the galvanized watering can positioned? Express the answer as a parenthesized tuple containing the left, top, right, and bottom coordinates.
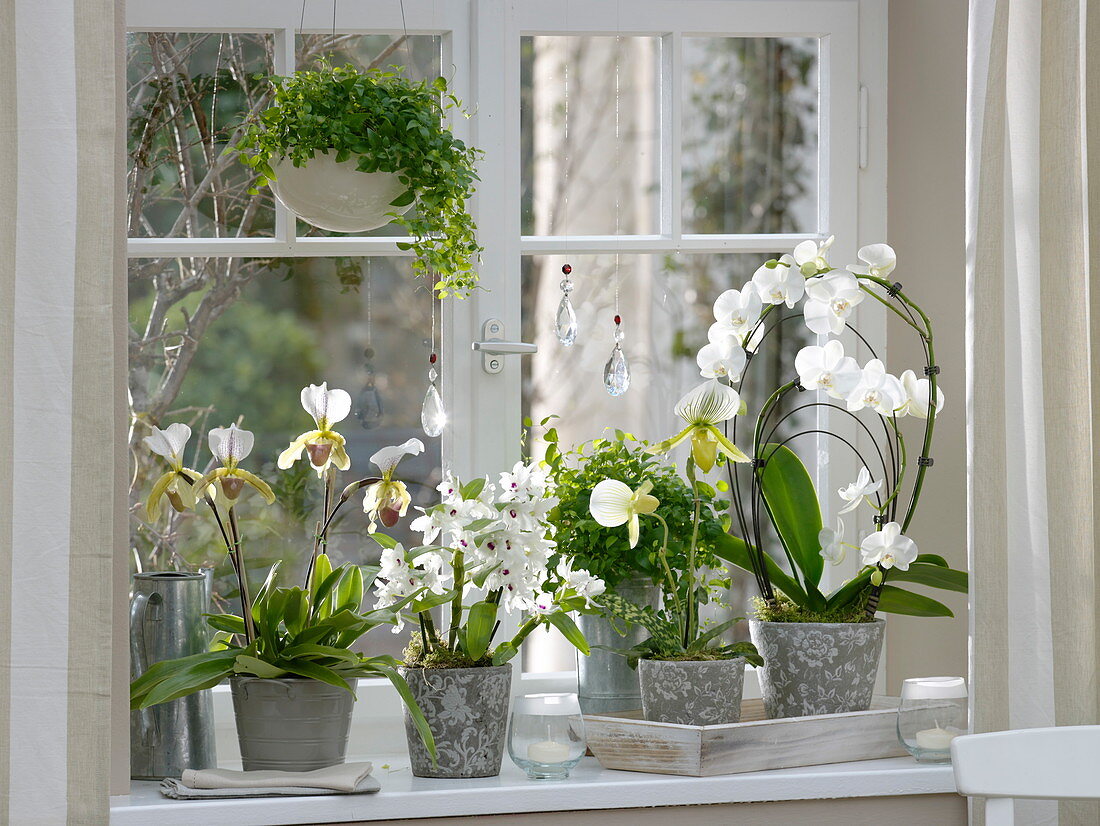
(130, 570, 217, 779)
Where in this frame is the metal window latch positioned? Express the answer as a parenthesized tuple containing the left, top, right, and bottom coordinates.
(472, 318, 537, 374)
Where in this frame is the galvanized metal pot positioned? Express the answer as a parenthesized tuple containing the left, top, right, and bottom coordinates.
(230, 676, 356, 771)
(638, 658, 746, 726)
(130, 571, 216, 779)
(749, 619, 886, 718)
(400, 665, 512, 778)
(576, 577, 660, 714)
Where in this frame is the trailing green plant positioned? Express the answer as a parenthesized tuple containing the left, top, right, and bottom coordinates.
(234, 64, 482, 297)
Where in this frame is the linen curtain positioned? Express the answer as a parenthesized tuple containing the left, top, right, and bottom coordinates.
(0, 0, 126, 823)
(967, 0, 1100, 823)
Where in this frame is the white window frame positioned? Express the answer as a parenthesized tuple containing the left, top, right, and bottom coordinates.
(123, 0, 887, 762)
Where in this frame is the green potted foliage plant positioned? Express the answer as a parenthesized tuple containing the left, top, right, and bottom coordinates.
(130, 383, 436, 770)
(235, 64, 482, 297)
(371, 463, 605, 778)
(543, 427, 730, 714)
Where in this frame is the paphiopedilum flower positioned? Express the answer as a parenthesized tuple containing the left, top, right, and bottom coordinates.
(818, 517, 847, 565)
(794, 341, 862, 400)
(278, 383, 353, 476)
(711, 284, 763, 344)
(803, 271, 865, 335)
(846, 243, 897, 279)
(696, 336, 747, 381)
(837, 466, 883, 514)
(751, 256, 805, 308)
(362, 438, 424, 531)
(651, 379, 751, 472)
(859, 522, 917, 571)
(143, 423, 206, 520)
(793, 235, 834, 275)
(899, 370, 946, 419)
(198, 424, 275, 508)
(589, 479, 660, 549)
(846, 359, 906, 417)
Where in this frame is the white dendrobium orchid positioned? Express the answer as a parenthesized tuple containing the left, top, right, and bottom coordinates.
(711, 284, 763, 344)
(803, 271, 865, 335)
(837, 467, 883, 514)
(530, 593, 557, 615)
(793, 235, 835, 275)
(751, 258, 805, 308)
(143, 423, 206, 519)
(589, 479, 660, 549)
(362, 438, 425, 531)
(794, 340, 862, 400)
(818, 517, 847, 565)
(899, 370, 946, 419)
(859, 522, 918, 571)
(278, 383, 353, 476)
(556, 559, 606, 606)
(498, 461, 550, 501)
(847, 243, 897, 279)
(846, 359, 907, 417)
(198, 424, 275, 507)
(696, 337, 747, 381)
(651, 379, 751, 471)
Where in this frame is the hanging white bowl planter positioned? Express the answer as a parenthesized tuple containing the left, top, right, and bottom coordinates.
(269, 152, 413, 233)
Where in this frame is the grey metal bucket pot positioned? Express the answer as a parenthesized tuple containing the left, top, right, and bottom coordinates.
(749, 618, 886, 718)
(638, 658, 746, 726)
(230, 675, 356, 771)
(130, 570, 216, 779)
(576, 578, 660, 714)
(400, 665, 512, 778)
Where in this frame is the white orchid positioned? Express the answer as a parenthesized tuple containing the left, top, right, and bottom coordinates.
(556, 559, 606, 606)
(589, 479, 660, 549)
(859, 522, 918, 571)
(803, 271, 865, 335)
(361, 438, 425, 531)
(847, 243, 897, 279)
(751, 257, 805, 308)
(794, 341, 862, 400)
(711, 284, 763, 344)
(696, 337, 747, 381)
(846, 359, 906, 416)
(498, 461, 550, 501)
(143, 423, 206, 519)
(899, 370, 946, 419)
(530, 593, 557, 615)
(278, 383, 353, 476)
(197, 424, 275, 507)
(793, 235, 834, 275)
(837, 467, 883, 514)
(373, 543, 435, 631)
(650, 379, 751, 471)
(818, 517, 847, 565)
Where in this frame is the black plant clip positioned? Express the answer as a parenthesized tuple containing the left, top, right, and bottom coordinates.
(918, 456, 935, 467)
(794, 380, 806, 392)
(886, 281, 903, 297)
(924, 365, 940, 375)
(873, 514, 887, 525)
(752, 458, 768, 470)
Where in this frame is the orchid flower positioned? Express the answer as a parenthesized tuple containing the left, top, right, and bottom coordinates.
(793, 235, 834, 275)
(859, 522, 918, 571)
(846, 359, 906, 417)
(803, 271, 865, 335)
(197, 424, 276, 507)
(556, 559, 606, 606)
(143, 423, 206, 520)
(794, 341, 862, 401)
(362, 438, 424, 531)
(711, 284, 763, 344)
(589, 479, 660, 549)
(530, 593, 558, 615)
(277, 383, 353, 476)
(751, 256, 805, 308)
(818, 517, 847, 565)
(847, 243, 897, 279)
(696, 336, 747, 381)
(837, 467, 883, 514)
(650, 379, 751, 472)
(899, 370, 946, 419)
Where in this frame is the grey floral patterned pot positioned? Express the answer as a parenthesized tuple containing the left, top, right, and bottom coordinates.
(750, 619, 885, 719)
(638, 658, 746, 726)
(399, 664, 512, 778)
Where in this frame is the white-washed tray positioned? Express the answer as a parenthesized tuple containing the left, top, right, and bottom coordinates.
(584, 695, 906, 776)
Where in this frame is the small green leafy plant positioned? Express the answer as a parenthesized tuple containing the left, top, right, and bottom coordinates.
(235, 64, 482, 297)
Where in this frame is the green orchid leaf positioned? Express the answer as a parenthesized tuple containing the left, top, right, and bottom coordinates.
(759, 443, 825, 591)
(204, 613, 246, 636)
(888, 563, 968, 593)
(282, 588, 310, 638)
(876, 585, 954, 617)
(546, 611, 589, 655)
(310, 566, 344, 619)
(915, 553, 950, 568)
(369, 662, 437, 764)
(460, 478, 486, 500)
(371, 532, 399, 550)
(309, 554, 333, 604)
(136, 654, 237, 709)
(826, 569, 873, 610)
(130, 649, 238, 708)
(334, 565, 365, 613)
(463, 600, 498, 661)
(688, 616, 740, 651)
(491, 642, 518, 666)
(233, 655, 288, 678)
(712, 532, 807, 605)
(277, 659, 353, 692)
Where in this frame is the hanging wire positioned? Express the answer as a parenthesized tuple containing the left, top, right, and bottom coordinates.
(398, 0, 413, 71)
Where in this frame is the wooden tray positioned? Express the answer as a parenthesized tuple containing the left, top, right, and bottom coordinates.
(584, 695, 906, 776)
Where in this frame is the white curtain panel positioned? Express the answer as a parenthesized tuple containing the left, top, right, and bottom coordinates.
(0, 0, 125, 823)
(967, 0, 1100, 823)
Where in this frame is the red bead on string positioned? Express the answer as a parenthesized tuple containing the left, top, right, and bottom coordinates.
(562, 264, 572, 275)
(614, 315, 622, 325)
(429, 353, 438, 364)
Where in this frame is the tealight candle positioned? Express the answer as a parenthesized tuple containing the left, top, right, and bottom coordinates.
(897, 677, 968, 763)
(527, 740, 571, 763)
(914, 726, 959, 751)
(508, 693, 586, 780)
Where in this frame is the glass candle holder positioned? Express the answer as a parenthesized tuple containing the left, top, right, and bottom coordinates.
(508, 693, 586, 780)
(897, 676, 968, 763)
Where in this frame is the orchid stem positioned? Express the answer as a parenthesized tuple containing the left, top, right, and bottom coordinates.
(227, 508, 256, 644)
(648, 513, 684, 642)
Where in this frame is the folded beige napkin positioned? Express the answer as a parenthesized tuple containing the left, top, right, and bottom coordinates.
(159, 762, 380, 800)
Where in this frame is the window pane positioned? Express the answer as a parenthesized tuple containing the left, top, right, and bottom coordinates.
(681, 37, 819, 234)
(128, 256, 441, 657)
(127, 33, 277, 238)
(521, 36, 660, 236)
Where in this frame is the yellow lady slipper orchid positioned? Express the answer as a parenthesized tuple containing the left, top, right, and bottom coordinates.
(589, 479, 660, 548)
(197, 424, 275, 508)
(650, 379, 751, 472)
(277, 383, 353, 476)
(143, 423, 205, 520)
(362, 439, 424, 531)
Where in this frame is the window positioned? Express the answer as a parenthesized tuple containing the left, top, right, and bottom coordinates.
(125, 0, 884, 748)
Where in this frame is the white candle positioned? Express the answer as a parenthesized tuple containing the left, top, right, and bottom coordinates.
(915, 726, 959, 751)
(527, 740, 571, 763)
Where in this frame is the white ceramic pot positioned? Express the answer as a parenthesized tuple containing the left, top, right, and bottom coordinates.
(270, 152, 412, 233)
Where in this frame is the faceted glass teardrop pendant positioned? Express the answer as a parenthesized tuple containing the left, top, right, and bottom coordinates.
(604, 345, 631, 396)
(355, 385, 384, 430)
(421, 382, 447, 437)
(555, 296, 578, 346)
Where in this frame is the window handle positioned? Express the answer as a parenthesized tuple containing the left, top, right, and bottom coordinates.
(472, 318, 537, 373)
